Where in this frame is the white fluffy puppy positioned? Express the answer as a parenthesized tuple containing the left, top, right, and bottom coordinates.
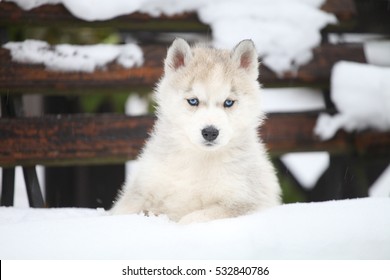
(111, 38, 281, 224)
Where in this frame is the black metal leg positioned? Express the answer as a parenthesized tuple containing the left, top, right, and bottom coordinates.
(1, 168, 15, 206)
(1, 96, 18, 207)
(23, 167, 45, 208)
(309, 155, 367, 201)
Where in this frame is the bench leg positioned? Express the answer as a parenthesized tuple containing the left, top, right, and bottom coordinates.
(310, 155, 367, 201)
(23, 167, 45, 208)
(1, 168, 15, 206)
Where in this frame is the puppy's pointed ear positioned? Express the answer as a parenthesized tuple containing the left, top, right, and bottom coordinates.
(232, 40, 259, 79)
(164, 38, 192, 74)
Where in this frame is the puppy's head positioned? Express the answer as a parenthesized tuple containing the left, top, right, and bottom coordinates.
(155, 38, 263, 151)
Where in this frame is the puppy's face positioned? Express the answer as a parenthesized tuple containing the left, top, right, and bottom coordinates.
(181, 79, 235, 150)
(155, 39, 263, 151)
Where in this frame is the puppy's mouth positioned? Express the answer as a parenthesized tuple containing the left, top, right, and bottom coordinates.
(202, 140, 221, 150)
(204, 142, 216, 147)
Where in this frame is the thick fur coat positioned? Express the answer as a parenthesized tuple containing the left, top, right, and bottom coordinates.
(111, 38, 281, 224)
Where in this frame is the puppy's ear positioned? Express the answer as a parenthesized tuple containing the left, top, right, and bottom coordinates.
(164, 38, 192, 74)
(232, 40, 259, 79)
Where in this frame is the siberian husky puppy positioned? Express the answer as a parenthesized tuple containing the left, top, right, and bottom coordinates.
(111, 38, 281, 224)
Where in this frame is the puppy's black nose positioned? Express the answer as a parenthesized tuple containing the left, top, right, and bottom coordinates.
(202, 126, 219, 142)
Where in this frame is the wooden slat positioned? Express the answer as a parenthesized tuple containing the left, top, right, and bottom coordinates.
(0, 114, 153, 167)
(0, 44, 366, 94)
(0, 0, 356, 30)
(0, 3, 206, 31)
(355, 131, 390, 155)
(1, 113, 388, 167)
(261, 112, 352, 155)
(321, 0, 357, 21)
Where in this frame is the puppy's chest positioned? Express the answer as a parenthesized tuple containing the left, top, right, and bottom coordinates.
(148, 158, 239, 204)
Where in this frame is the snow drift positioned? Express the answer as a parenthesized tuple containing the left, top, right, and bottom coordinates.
(1, 197, 389, 259)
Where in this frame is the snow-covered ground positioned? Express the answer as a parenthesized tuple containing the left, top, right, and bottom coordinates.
(0, 197, 389, 259)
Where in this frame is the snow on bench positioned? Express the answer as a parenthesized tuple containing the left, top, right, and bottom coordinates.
(3, 40, 144, 73)
(3, 0, 337, 73)
(0, 43, 367, 94)
(315, 61, 390, 140)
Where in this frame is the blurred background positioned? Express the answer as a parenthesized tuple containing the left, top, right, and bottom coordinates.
(0, 0, 389, 209)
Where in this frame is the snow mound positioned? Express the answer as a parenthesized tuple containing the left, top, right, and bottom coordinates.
(262, 88, 325, 113)
(198, 0, 336, 74)
(6, 0, 62, 10)
(7, 0, 336, 74)
(315, 61, 390, 140)
(1, 197, 389, 259)
(3, 39, 144, 72)
(364, 40, 390, 67)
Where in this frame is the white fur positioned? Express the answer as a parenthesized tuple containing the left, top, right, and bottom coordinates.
(111, 38, 281, 224)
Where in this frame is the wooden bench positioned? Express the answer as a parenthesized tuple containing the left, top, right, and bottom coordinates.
(1, 0, 389, 208)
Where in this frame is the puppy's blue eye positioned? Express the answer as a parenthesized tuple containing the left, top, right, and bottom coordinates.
(187, 98, 199, 106)
(224, 99, 235, 108)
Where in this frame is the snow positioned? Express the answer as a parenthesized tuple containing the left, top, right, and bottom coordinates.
(262, 88, 325, 113)
(328, 33, 385, 44)
(281, 152, 329, 190)
(370, 165, 390, 197)
(5, 0, 61, 10)
(364, 41, 390, 67)
(3, 39, 143, 72)
(198, 0, 336, 74)
(0, 197, 389, 259)
(125, 94, 149, 116)
(7, 0, 336, 74)
(315, 61, 390, 140)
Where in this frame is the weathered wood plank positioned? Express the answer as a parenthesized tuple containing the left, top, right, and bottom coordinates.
(1, 113, 388, 167)
(0, 114, 153, 166)
(0, 3, 206, 31)
(261, 112, 352, 156)
(321, 0, 357, 21)
(355, 131, 390, 155)
(0, 44, 366, 94)
(0, 0, 356, 30)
